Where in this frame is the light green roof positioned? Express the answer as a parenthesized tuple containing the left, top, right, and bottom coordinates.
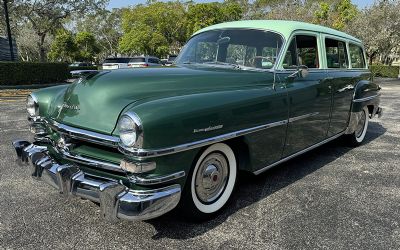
(193, 20, 361, 43)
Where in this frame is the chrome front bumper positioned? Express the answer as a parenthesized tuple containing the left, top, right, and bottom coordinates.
(12, 140, 181, 222)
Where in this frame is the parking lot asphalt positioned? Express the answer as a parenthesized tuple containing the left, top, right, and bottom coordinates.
(0, 80, 399, 250)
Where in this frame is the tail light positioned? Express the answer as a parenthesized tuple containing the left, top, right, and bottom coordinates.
(140, 63, 149, 67)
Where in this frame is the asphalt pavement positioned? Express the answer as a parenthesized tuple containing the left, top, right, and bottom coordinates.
(0, 80, 399, 249)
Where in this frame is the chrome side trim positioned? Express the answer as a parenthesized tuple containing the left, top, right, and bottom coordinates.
(120, 112, 319, 159)
(119, 119, 289, 159)
(129, 171, 185, 186)
(253, 131, 345, 175)
(353, 94, 380, 103)
(288, 112, 319, 123)
(45, 119, 120, 148)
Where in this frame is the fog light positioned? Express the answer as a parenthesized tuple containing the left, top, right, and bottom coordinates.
(120, 160, 156, 173)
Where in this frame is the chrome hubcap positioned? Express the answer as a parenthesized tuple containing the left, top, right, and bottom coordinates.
(355, 110, 366, 138)
(195, 152, 229, 203)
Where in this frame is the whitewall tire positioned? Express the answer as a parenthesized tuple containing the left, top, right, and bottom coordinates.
(347, 106, 369, 146)
(181, 143, 237, 220)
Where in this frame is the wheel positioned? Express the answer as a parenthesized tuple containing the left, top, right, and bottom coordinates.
(346, 106, 369, 146)
(180, 143, 237, 221)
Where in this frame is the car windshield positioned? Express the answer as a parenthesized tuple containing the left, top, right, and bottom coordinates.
(175, 29, 283, 69)
(103, 58, 131, 64)
(130, 57, 146, 63)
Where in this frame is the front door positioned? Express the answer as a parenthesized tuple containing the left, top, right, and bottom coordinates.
(279, 33, 332, 157)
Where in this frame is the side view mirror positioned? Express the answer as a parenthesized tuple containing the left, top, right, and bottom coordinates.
(288, 65, 309, 79)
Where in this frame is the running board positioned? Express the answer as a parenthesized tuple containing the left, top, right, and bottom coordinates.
(253, 132, 345, 175)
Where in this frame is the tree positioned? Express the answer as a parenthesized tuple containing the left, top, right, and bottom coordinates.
(48, 30, 77, 62)
(252, 0, 357, 31)
(346, 0, 400, 65)
(119, 1, 187, 57)
(76, 8, 123, 60)
(75, 31, 100, 62)
(119, 1, 243, 57)
(314, 0, 358, 30)
(12, 0, 107, 62)
(185, 2, 243, 36)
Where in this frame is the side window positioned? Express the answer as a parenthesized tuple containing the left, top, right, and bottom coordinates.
(325, 38, 348, 69)
(283, 35, 319, 69)
(349, 44, 366, 68)
(226, 44, 256, 68)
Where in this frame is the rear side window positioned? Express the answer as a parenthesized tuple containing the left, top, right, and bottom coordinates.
(283, 35, 319, 69)
(349, 44, 366, 69)
(325, 38, 348, 69)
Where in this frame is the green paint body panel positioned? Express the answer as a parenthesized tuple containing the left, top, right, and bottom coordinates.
(29, 20, 381, 189)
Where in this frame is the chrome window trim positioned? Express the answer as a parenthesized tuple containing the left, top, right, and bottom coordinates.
(44, 119, 120, 148)
(353, 94, 380, 103)
(120, 112, 319, 159)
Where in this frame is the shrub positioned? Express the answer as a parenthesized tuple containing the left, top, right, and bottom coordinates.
(0, 62, 101, 85)
(0, 62, 70, 85)
(370, 64, 399, 78)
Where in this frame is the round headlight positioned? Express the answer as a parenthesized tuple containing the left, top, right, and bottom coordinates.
(118, 115, 137, 147)
(26, 95, 39, 117)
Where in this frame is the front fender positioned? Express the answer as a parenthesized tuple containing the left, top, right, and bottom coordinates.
(31, 84, 69, 117)
(115, 85, 287, 150)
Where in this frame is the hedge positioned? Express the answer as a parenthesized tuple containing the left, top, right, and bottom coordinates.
(0, 62, 99, 86)
(370, 64, 400, 78)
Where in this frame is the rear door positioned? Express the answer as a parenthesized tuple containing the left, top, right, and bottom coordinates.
(278, 32, 332, 156)
(323, 36, 355, 136)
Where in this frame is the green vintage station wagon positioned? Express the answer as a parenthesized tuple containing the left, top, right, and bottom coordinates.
(13, 20, 382, 221)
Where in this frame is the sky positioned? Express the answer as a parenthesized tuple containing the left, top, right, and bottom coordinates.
(107, 0, 376, 10)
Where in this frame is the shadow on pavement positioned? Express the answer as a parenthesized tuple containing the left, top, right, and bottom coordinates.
(146, 121, 386, 240)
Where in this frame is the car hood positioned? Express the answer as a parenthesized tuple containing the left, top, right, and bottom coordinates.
(48, 65, 275, 134)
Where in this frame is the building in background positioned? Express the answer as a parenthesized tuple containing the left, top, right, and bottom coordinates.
(0, 36, 18, 61)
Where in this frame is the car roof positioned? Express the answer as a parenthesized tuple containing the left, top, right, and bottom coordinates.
(192, 20, 361, 44)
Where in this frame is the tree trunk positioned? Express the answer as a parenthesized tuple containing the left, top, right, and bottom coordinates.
(38, 33, 47, 62)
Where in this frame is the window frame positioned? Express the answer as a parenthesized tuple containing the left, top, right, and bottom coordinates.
(322, 34, 350, 70)
(277, 30, 323, 71)
(348, 42, 368, 70)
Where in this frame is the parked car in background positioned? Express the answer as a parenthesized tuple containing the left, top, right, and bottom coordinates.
(161, 58, 168, 65)
(102, 57, 132, 70)
(13, 20, 382, 223)
(164, 55, 177, 66)
(69, 62, 93, 67)
(127, 56, 161, 68)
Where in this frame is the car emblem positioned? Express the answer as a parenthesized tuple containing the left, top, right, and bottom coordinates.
(62, 103, 80, 111)
(193, 125, 223, 133)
